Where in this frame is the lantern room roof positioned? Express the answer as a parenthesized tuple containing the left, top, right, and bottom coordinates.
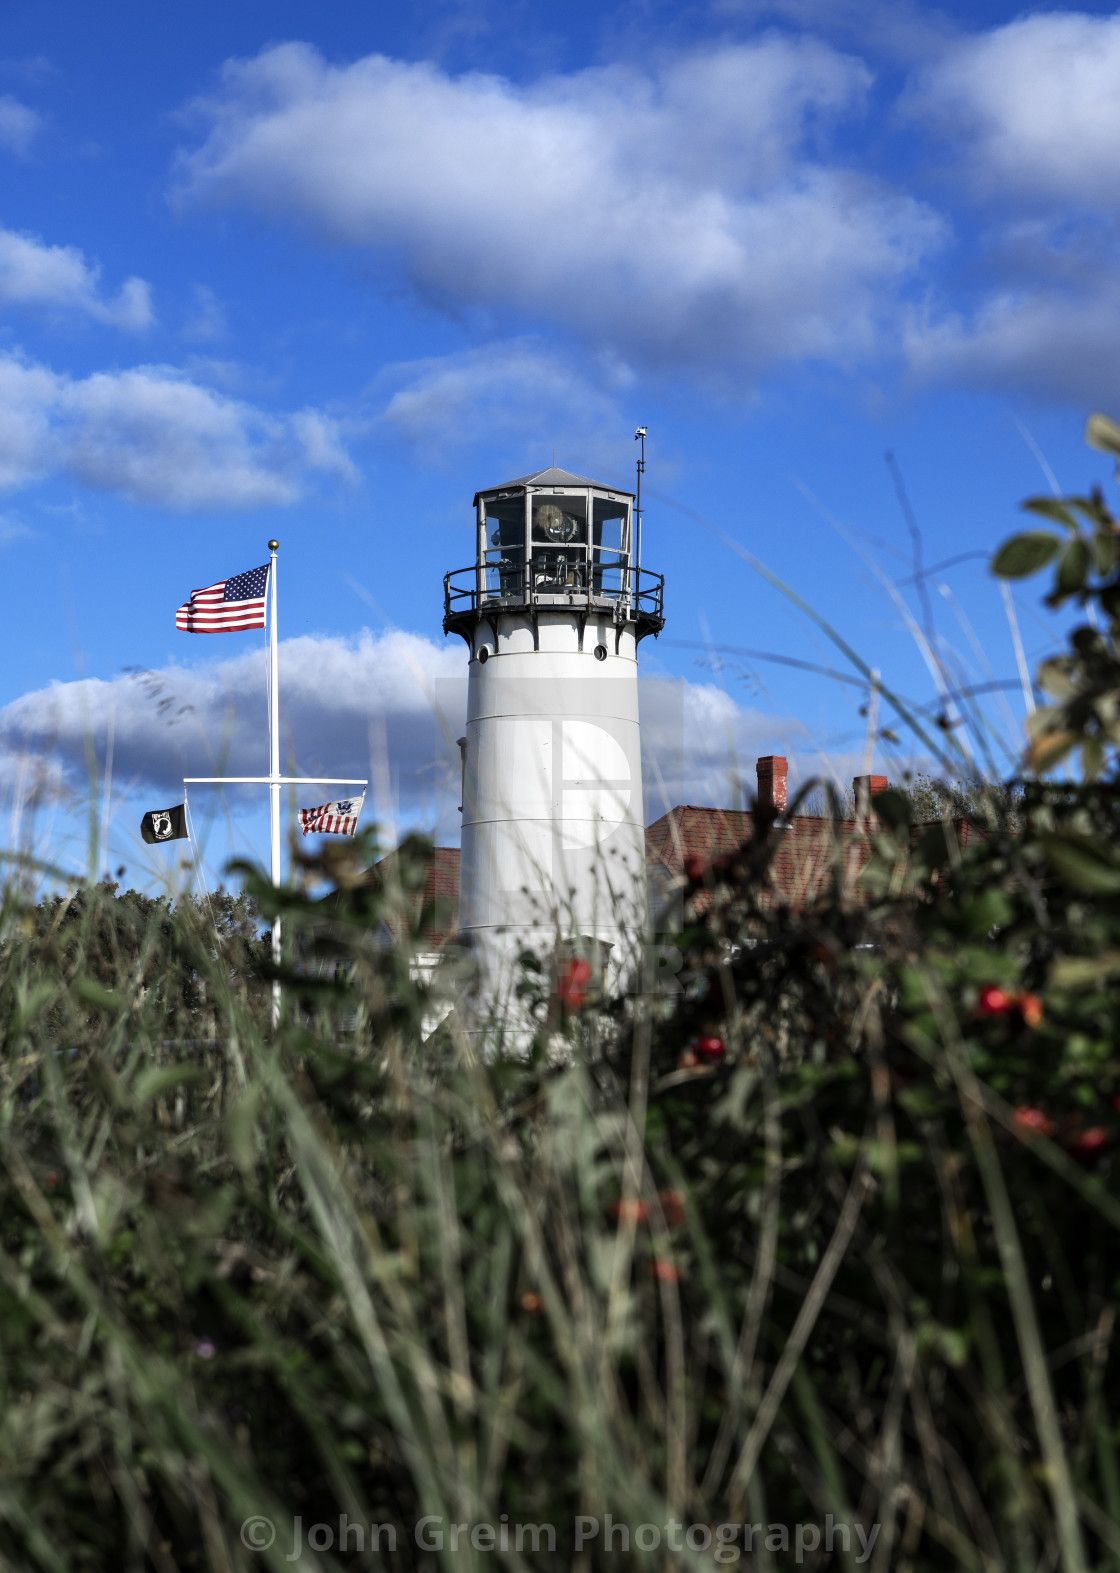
(473, 465, 633, 504)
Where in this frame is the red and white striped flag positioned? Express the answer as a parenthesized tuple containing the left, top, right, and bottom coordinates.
(176, 563, 269, 633)
(298, 793, 365, 836)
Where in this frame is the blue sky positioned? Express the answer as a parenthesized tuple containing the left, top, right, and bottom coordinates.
(0, 0, 1116, 889)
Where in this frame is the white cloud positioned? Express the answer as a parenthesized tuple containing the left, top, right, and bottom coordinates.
(182, 282, 227, 343)
(0, 225, 154, 328)
(894, 12, 1120, 403)
(904, 277, 1120, 410)
(174, 41, 941, 381)
(289, 407, 355, 480)
(640, 676, 810, 818)
(0, 512, 31, 546)
(0, 350, 356, 509)
(904, 12, 1120, 207)
(716, 0, 958, 67)
(0, 628, 463, 802)
(380, 339, 635, 474)
(0, 632, 809, 845)
(0, 95, 41, 156)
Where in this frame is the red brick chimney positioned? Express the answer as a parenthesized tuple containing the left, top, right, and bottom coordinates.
(852, 774, 888, 816)
(756, 755, 788, 813)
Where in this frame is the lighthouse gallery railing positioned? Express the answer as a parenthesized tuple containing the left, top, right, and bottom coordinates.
(443, 557, 664, 633)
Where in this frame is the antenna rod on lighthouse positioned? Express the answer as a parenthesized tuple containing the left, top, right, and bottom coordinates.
(268, 538, 281, 1027)
(634, 427, 646, 580)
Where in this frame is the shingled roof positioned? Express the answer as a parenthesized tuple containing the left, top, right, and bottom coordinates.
(645, 803, 878, 914)
(377, 764, 980, 945)
(371, 845, 460, 949)
(402, 809, 872, 947)
(644, 797, 983, 918)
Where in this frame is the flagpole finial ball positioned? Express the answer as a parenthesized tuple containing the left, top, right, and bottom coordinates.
(268, 539, 279, 552)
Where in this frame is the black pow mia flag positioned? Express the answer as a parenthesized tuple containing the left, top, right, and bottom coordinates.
(140, 804, 188, 844)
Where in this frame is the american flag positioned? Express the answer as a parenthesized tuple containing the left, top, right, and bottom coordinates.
(298, 793, 365, 836)
(176, 564, 270, 633)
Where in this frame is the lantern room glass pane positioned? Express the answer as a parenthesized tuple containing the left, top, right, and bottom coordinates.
(531, 494, 587, 544)
(592, 496, 629, 598)
(483, 493, 525, 600)
(531, 494, 588, 591)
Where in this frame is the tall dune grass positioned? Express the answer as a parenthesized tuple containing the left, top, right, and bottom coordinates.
(1, 775, 1118, 1573)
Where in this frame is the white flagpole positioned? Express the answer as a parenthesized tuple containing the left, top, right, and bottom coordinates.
(175, 544, 368, 1029)
(268, 539, 281, 1027)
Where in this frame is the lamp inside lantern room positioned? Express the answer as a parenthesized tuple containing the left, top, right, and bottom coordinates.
(478, 484, 633, 604)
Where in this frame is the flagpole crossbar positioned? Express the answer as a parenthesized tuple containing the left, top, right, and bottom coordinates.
(184, 777, 369, 785)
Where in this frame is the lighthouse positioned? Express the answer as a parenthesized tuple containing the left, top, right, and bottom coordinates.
(444, 466, 664, 1009)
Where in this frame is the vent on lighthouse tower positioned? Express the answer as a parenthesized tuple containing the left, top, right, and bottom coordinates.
(443, 465, 665, 1013)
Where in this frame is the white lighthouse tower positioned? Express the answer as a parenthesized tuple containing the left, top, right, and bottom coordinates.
(444, 465, 664, 1010)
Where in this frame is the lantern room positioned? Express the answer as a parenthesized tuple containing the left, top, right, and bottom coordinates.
(444, 466, 664, 644)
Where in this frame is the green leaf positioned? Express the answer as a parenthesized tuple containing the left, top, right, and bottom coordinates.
(1056, 537, 1090, 595)
(225, 1085, 265, 1175)
(871, 787, 910, 832)
(916, 1321, 970, 1368)
(1062, 491, 1114, 528)
(1092, 530, 1120, 577)
(75, 977, 124, 1012)
(1034, 662, 1077, 700)
(1049, 951, 1120, 988)
(897, 1085, 946, 1117)
(913, 822, 958, 870)
(1040, 832, 1120, 893)
(1022, 496, 1079, 530)
(12, 981, 59, 1035)
(898, 965, 933, 1010)
(133, 1065, 203, 1105)
(1086, 412, 1120, 458)
(991, 531, 1062, 579)
(963, 889, 1014, 936)
(1080, 735, 1105, 781)
(1026, 727, 1077, 773)
(958, 950, 1021, 984)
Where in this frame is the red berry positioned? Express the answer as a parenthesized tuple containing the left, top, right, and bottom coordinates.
(978, 986, 1014, 1016)
(1013, 1106, 1053, 1138)
(651, 1258, 681, 1283)
(1069, 1127, 1108, 1160)
(555, 957, 593, 1010)
(610, 1197, 650, 1224)
(684, 854, 705, 881)
(695, 1036, 725, 1061)
(1018, 993, 1043, 1029)
(520, 1291, 542, 1313)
